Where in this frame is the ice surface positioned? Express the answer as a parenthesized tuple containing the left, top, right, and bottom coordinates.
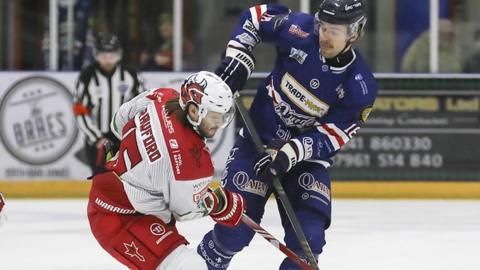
(0, 199, 479, 270)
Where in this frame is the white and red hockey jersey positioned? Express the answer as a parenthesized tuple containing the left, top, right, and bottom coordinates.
(107, 88, 214, 224)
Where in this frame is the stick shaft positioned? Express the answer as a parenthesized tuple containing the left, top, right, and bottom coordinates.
(241, 214, 315, 270)
(233, 92, 319, 270)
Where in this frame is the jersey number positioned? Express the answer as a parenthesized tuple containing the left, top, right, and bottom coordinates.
(114, 124, 142, 175)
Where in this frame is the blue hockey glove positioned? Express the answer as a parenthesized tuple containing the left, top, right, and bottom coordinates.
(253, 139, 287, 176)
(253, 152, 273, 176)
(260, 151, 290, 182)
(260, 141, 301, 182)
(215, 46, 255, 92)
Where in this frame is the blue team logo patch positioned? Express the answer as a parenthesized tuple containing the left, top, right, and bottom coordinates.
(118, 84, 129, 94)
(289, 47, 308, 64)
(232, 171, 268, 197)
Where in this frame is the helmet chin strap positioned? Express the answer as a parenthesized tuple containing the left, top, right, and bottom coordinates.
(187, 115, 201, 133)
(329, 34, 356, 60)
(331, 43, 351, 59)
(187, 115, 213, 139)
(186, 106, 208, 136)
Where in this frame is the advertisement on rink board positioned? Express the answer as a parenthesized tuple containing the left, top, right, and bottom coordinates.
(329, 90, 480, 181)
(2, 73, 480, 182)
(0, 72, 235, 181)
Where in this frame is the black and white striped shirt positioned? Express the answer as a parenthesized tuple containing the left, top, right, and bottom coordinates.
(73, 63, 142, 144)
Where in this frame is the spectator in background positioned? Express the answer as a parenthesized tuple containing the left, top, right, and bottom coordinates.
(73, 33, 142, 174)
(401, 19, 463, 73)
(463, 30, 480, 73)
(140, 13, 195, 71)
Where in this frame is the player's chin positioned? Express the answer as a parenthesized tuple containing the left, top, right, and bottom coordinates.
(199, 128, 217, 139)
(320, 48, 335, 59)
(206, 129, 218, 138)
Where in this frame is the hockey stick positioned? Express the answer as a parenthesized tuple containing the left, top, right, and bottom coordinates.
(233, 92, 319, 270)
(241, 214, 315, 270)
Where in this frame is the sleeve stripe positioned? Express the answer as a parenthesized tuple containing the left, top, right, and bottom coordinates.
(316, 126, 340, 150)
(255, 5, 263, 21)
(317, 123, 351, 151)
(249, 7, 260, 30)
(250, 5, 267, 30)
(267, 78, 280, 104)
(325, 124, 350, 144)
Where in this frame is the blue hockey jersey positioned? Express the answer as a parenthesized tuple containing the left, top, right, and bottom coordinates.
(230, 4, 377, 168)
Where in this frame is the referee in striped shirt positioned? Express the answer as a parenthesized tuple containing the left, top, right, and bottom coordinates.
(73, 33, 142, 173)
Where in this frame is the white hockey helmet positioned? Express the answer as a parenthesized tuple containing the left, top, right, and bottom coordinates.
(179, 71, 235, 128)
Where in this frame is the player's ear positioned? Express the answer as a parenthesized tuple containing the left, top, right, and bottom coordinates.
(349, 33, 359, 43)
(187, 103, 199, 122)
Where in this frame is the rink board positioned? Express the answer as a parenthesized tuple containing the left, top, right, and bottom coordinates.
(1, 180, 480, 199)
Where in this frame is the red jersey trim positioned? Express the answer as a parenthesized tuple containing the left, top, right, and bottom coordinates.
(153, 89, 214, 181)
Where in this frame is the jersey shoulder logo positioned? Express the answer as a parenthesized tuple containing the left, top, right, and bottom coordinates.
(288, 24, 310, 38)
(360, 106, 373, 123)
(289, 47, 308, 64)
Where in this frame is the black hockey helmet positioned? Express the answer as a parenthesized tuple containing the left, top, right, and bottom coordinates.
(95, 32, 122, 53)
(315, 0, 367, 38)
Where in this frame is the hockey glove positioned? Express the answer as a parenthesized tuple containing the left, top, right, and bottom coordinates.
(96, 138, 115, 167)
(215, 46, 255, 92)
(253, 139, 287, 176)
(0, 192, 6, 226)
(202, 186, 245, 227)
(260, 141, 300, 182)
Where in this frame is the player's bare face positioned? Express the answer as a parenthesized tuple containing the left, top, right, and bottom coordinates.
(96, 52, 121, 72)
(198, 111, 224, 138)
(318, 21, 350, 59)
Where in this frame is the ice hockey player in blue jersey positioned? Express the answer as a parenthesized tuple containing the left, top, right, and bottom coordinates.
(197, 0, 377, 269)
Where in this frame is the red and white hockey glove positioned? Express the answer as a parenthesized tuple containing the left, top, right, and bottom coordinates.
(0, 192, 6, 226)
(202, 186, 245, 227)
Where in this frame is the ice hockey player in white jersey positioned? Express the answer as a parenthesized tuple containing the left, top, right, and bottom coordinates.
(86, 71, 245, 270)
